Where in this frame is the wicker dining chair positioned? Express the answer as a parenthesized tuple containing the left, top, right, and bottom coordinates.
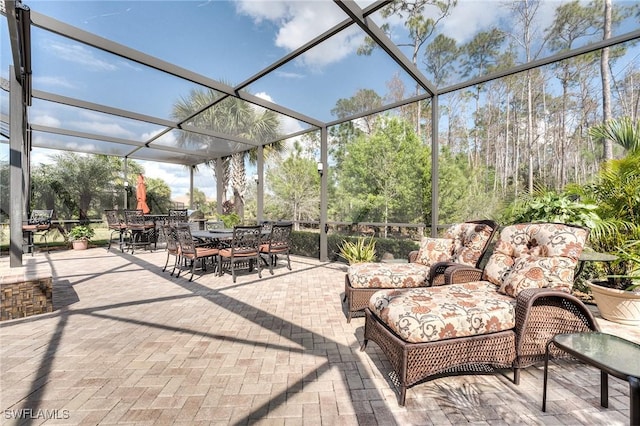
(218, 225, 262, 283)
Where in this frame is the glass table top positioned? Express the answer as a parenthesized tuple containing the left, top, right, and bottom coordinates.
(553, 333, 640, 379)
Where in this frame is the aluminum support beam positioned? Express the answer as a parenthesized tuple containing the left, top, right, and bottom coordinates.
(430, 95, 439, 237)
(9, 66, 25, 267)
(319, 127, 328, 262)
(257, 146, 264, 223)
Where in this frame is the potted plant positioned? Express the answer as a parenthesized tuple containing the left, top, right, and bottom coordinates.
(578, 118, 640, 324)
(68, 225, 95, 250)
(338, 237, 376, 264)
(588, 239, 640, 325)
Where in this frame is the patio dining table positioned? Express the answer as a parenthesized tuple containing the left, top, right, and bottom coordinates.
(190, 229, 234, 244)
(191, 228, 270, 244)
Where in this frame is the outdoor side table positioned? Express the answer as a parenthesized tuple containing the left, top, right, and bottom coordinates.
(543, 332, 640, 425)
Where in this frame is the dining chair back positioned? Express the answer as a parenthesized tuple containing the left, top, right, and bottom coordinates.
(104, 209, 127, 251)
(168, 209, 188, 225)
(206, 220, 225, 231)
(218, 225, 262, 283)
(175, 223, 219, 281)
(160, 224, 181, 276)
(22, 209, 54, 255)
(260, 222, 293, 274)
(124, 209, 154, 253)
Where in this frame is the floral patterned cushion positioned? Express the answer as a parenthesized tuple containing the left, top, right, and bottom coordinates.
(499, 256, 576, 296)
(444, 222, 495, 267)
(483, 223, 587, 289)
(415, 237, 454, 267)
(348, 262, 430, 289)
(369, 282, 516, 343)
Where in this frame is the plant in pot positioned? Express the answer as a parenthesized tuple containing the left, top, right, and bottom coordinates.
(571, 118, 640, 324)
(68, 225, 95, 250)
(338, 237, 376, 264)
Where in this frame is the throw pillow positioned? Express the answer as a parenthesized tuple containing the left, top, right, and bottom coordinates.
(499, 256, 550, 297)
(415, 237, 454, 267)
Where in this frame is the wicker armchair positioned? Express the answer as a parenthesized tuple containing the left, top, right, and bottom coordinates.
(361, 223, 599, 405)
(344, 219, 498, 322)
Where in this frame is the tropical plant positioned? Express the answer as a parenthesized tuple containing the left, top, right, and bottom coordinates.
(570, 152, 640, 289)
(68, 225, 95, 241)
(502, 187, 600, 229)
(612, 239, 640, 291)
(589, 116, 640, 154)
(338, 237, 377, 264)
(219, 213, 241, 228)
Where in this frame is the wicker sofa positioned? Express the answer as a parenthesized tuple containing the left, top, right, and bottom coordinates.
(343, 220, 497, 322)
(360, 223, 599, 405)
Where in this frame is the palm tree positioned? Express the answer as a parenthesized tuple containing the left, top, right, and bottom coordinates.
(589, 116, 640, 155)
(172, 88, 282, 220)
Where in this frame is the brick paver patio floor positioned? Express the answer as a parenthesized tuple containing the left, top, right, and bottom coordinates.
(1, 247, 639, 425)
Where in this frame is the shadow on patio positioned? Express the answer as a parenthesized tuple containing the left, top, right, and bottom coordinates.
(1, 247, 637, 425)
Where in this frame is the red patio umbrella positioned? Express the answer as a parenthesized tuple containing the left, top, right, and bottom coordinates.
(136, 174, 150, 214)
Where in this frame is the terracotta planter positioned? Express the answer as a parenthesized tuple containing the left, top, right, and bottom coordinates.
(588, 281, 640, 326)
(72, 239, 89, 250)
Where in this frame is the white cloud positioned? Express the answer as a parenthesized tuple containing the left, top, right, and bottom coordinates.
(45, 40, 118, 72)
(439, 2, 509, 44)
(33, 76, 76, 90)
(30, 114, 62, 128)
(236, 0, 362, 69)
(254, 91, 307, 136)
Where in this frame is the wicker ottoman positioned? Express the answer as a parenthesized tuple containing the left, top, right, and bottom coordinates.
(343, 262, 430, 322)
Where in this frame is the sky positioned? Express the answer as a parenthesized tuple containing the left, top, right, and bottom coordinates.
(2, 0, 639, 201)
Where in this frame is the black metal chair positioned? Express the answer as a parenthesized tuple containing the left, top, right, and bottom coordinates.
(104, 209, 128, 251)
(175, 223, 219, 281)
(160, 224, 181, 276)
(206, 220, 225, 231)
(124, 209, 154, 253)
(259, 222, 293, 274)
(218, 225, 262, 283)
(168, 209, 188, 225)
(22, 209, 54, 255)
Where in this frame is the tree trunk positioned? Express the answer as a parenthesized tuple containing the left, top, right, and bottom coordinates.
(601, 0, 613, 161)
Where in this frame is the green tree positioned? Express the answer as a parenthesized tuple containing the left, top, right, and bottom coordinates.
(34, 153, 132, 220)
(340, 116, 426, 233)
(146, 177, 173, 214)
(358, 0, 457, 137)
(266, 144, 320, 230)
(187, 188, 208, 211)
(171, 88, 282, 221)
(461, 28, 506, 168)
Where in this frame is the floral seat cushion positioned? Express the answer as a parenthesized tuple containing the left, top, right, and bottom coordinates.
(369, 282, 516, 343)
(348, 262, 430, 289)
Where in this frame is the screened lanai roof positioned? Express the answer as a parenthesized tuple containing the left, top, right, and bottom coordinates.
(3, 0, 638, 167)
